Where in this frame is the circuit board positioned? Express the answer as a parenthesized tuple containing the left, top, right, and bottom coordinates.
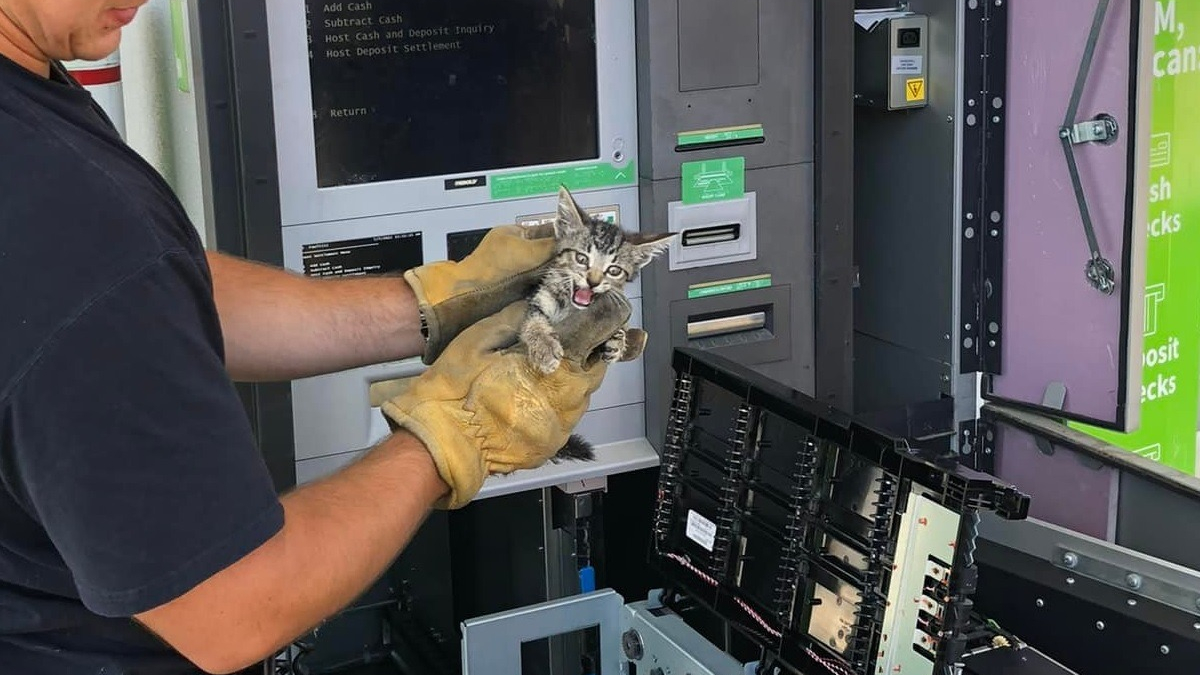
(649, 348, 1030, 675)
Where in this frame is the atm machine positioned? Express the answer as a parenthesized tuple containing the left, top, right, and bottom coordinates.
(187, 0, 1200, 673)
(190, 0, 848, 672)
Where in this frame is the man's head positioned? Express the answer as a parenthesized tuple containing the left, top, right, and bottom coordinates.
(0, 0, 146, 76)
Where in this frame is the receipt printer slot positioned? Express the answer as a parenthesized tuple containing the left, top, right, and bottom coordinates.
(668, 194, 757, 270)
(682, 223, 742, 247)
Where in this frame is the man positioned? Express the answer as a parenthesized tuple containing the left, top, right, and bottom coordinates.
(0, 2, 630, 673)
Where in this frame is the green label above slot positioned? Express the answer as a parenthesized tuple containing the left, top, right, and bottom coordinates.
(688, 274, 772, 299)
(676, 124, 765, 147)
(489, 161, 636, 200)
(681, 157, 746, 204)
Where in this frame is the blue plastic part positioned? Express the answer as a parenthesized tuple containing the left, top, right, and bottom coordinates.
(579, 565, 596, 593)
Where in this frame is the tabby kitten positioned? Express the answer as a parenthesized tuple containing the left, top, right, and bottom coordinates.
(521, 186, 674, 461)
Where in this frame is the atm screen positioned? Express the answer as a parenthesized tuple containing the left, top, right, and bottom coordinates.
(305, 0, 600, 188)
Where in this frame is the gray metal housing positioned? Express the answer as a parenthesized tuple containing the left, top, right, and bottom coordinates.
(635, 0, 855, 451)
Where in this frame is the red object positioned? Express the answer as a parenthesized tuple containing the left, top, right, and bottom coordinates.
(70, 65, 122, 86)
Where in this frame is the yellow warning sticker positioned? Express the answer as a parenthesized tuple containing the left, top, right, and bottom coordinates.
(906, 78, 926, 102)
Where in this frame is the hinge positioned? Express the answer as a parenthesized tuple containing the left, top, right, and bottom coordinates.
(959, 0, 1007, 376)
(958, 417, 996, 474)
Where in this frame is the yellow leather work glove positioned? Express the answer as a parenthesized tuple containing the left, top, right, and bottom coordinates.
(380, 293, 641, 509)
(404, 223, 557, 364)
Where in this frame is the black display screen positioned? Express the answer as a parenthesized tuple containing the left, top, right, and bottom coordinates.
(305, 0, 600, 187)
(301, 232, 424, 278)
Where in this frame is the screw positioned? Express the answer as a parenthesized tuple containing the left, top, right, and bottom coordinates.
(1126, 573, 1143, 589)
(993, 116, 1001, 123)
(1193, 622, 1200, 630)
(947, 115, 954, 123)
(1062, 552, 1079, 568)
(968, 99, 976, 106)
(1127, 598, 1137, 606)
(1161, 645, 1170, 655)
(1035, 598, 1044, 607)
(1096, 621, 1105, 630)
(1067, 577, 1076, 585)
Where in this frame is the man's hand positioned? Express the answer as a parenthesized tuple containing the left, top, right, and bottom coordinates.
(404, 224, 557, 364)
(380, 293, 632, 508)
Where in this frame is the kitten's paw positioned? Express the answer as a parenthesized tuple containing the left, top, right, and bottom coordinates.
(600, 328, 627, 364)
(527, 335, 564, 374)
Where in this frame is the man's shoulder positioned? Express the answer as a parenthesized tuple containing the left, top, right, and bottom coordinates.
(0, 130, 211, 401)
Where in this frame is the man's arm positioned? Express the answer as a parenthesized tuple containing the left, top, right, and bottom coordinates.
(135, 431, 449, 675)
(206, 251, 425, 381)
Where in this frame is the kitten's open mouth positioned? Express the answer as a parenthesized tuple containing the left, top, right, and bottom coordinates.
(572, 287, 594, 307)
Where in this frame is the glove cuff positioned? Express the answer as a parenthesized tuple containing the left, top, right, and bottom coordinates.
(380, 400, 485, 510)
(402, 268, 441, 365)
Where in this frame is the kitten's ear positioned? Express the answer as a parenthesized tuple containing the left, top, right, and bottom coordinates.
(626, 232, 676, 269)
(554, 185, 587, 237)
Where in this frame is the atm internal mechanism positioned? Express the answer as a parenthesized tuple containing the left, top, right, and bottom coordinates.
(650, 348, 1030, 675)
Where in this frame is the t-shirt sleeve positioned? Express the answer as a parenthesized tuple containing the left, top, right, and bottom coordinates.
(8, 250, 284, 617)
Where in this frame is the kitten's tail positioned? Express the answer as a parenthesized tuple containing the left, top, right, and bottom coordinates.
(552, 434, 596, 462)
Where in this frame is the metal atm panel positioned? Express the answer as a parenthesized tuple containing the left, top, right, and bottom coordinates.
(981, 0, 1152, 431)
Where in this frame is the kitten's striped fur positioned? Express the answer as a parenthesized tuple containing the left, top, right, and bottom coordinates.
(521, 186, 673, 461)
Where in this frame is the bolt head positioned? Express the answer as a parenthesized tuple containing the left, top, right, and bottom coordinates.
(1161, 645, 1170, 655)
(1062, 552, 1079, 567)
(1035, 598, 1045, 608)
(1096, 621, 1105, 630)
(1126, 572, 1143, 589)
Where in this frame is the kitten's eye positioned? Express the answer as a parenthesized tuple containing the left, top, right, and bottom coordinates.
(574, 252, 589, 266)
(606, 266, 624, 278)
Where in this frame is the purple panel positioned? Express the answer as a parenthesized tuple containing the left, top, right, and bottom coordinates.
(993, 425, 1118, 541)
(990, 0, 1134, 426)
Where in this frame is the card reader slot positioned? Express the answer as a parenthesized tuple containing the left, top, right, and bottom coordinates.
(682, 223, 742, 247)
(686, 309, 768, 341)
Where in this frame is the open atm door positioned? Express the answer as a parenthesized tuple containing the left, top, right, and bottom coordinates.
(967, 0, 1154, 432)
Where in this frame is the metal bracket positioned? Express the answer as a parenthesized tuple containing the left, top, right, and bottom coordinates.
(1055, 545, 1200, 617)
(460, 589, 623, 674)
(620, 595, 746, 675)
(1034, 383, 1067, 456)
(979, 513, 1200, 619)
(1066, 113, 1119, 145)
(1059, 0, 1118, 296)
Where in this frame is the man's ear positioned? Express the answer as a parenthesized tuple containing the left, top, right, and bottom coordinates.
(626, 232, 675, 269)
(554, 185, 587, 238)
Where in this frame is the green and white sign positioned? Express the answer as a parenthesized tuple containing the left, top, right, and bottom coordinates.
(489, 161, 636, 200)
(1075, 0, 1200, 474)
(688, 274, 772, 300)
(681, 157, 746, 204)
(676, 124, 765, 148)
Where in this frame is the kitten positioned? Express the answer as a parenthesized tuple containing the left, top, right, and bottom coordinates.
(520, 186, 674, 461)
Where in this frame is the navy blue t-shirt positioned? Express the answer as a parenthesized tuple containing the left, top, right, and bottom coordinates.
(0, 55, 285, 672)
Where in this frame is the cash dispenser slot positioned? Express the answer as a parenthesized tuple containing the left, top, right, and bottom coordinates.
(681, 223, 742, 247)
(686, 306, 771, 343)
(686, 310, 767, 340)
